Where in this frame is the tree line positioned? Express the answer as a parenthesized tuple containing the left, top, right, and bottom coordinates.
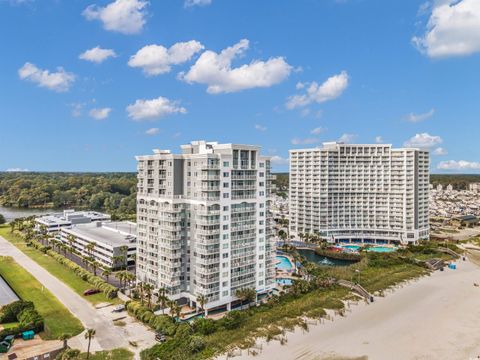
(0, 172, 136, 219)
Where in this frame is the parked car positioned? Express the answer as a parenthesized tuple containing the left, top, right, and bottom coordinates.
(83, 288, 100, 296)
(155, 332, 166, 343)
(112, 304, 125, 313)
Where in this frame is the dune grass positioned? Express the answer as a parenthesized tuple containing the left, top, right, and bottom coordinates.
(0, 256, 84, 339)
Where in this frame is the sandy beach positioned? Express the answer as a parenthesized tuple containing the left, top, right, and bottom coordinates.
(232, 259, 480, 360)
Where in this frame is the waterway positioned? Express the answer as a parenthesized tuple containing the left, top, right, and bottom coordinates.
(0, 206, 59, 222)
(297, 248, 353, 266)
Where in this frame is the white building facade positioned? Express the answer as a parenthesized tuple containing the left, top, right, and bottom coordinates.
(59, 221, 137, 270)
(135, 141, 276, 312)
(289, 143, 430, 244)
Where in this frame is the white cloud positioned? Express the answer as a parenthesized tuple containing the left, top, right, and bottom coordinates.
(438, 160, 480, 170)
(403, 132, 442, 149)
(413, 0, 480, 58)
(338, 133, 357, 144)
(185, 0, 211, 7)
(310, 127, 325, 135)
(180, 39, 292, 94)
(145, 127, 159, 135)
(70, 102, 84, 117)
(254, 124, 267, 131)
(89, 107, 112, 120)
(433, 147, 448, 155)
(126, 96, 187, 121)
(375, 136, 384, 143)
(286, 71, 349, 109)
(83, 0, 149, 35)
(128, 41, 204, 76)
(18, 62, 75, 92)
(5, 168, 29, 172)
(79, 46, 117, 64)
(291, 137, 319, 145)
(270, 155, 289, 166)
(405, 108, 435, 122)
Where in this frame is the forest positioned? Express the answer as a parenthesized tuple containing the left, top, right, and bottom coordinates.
(0, 172, 136, 219)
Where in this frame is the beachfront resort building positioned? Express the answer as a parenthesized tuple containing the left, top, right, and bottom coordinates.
(59, 221, 137, 270)
(135, 140, 276, 313)
(289, 142, 430, 244)
(35, 209, 110, 233)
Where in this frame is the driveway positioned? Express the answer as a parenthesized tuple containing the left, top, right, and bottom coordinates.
(0, 235, 155, 359)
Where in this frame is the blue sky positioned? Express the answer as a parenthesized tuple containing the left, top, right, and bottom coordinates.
(1, 0, 480, 172)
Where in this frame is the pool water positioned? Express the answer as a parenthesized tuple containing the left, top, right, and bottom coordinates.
(341, 245, 396, 253)
(276, 278, 293, 286)
(276, 255, 293, 270)
(343, 245, 361, 251)
(368, 246, 396, 253)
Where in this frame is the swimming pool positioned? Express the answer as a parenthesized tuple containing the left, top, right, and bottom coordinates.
(276, 255, 293, 271)
(276, 278, 293, 286)
(343, 245, 361, 252)
(368, 246, 396, 253)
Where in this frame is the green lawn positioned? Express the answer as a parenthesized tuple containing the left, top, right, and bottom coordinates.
(75, 349, 134, 360)
(0, 225, 119, 305)
(0, 256, 84, 339)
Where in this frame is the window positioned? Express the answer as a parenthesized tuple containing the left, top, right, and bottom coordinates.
(259, 211, 264, 217)
(223, 215, 229, 221)
(259, 172, 264, 177)
(223, 182, 229, 188)
(222, 253, 229, 258)
(223, 234, 229, 240)
(222, 281, 228, 287)
(223, 243, 229, 249)
(222, 262, 228, 268)
(259, 191, 265, 196)
(223, 161, 229, 167)
(222, 290, 229, 297)
(259, 182, 264, 187)
(223, 193, 229, 199)
(223, 172, 229, 177)
(223, 224, 229, 230)
(223, 206, 229, 211)
(259, 162, 264, 168)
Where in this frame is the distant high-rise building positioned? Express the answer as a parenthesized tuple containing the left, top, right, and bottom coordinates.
(135, 141, 275, 313)
(289, 142, 430, 244)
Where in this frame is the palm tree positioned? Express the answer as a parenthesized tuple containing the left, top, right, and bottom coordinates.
(143, 283, 154, 309)
(84, 328, 96, 360)
(90, 260, 100, 276)
(235, 288, 257, 309)
(59, 333, 71, 349)
(169, 300, 181, 322)
(124, 271, 135, 290)
(115, 271, 125, 290)
(102, 269, 112, 284)
(196, 294, 207, 314)
(67, 234, 76, 259)
(157, 287, 168, 315)
(86, 242, 95, 260)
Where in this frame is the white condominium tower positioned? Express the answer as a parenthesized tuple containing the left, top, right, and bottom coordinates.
(136, 141, 276, 312)
(289, 142, 429, 244)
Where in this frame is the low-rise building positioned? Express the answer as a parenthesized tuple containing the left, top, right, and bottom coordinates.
(59, 221, 136, 270)
(35, 209, 110, 233)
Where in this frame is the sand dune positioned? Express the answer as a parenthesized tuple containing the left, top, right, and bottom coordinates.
(234, 259, 480, 360)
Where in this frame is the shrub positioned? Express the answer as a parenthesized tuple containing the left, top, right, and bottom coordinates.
(192, 318, 217, 335)
(0, 300, 34, 323)
(219, 311, 246, 330)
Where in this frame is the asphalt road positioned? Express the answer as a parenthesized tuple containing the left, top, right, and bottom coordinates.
(0, 235, 155, 358)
